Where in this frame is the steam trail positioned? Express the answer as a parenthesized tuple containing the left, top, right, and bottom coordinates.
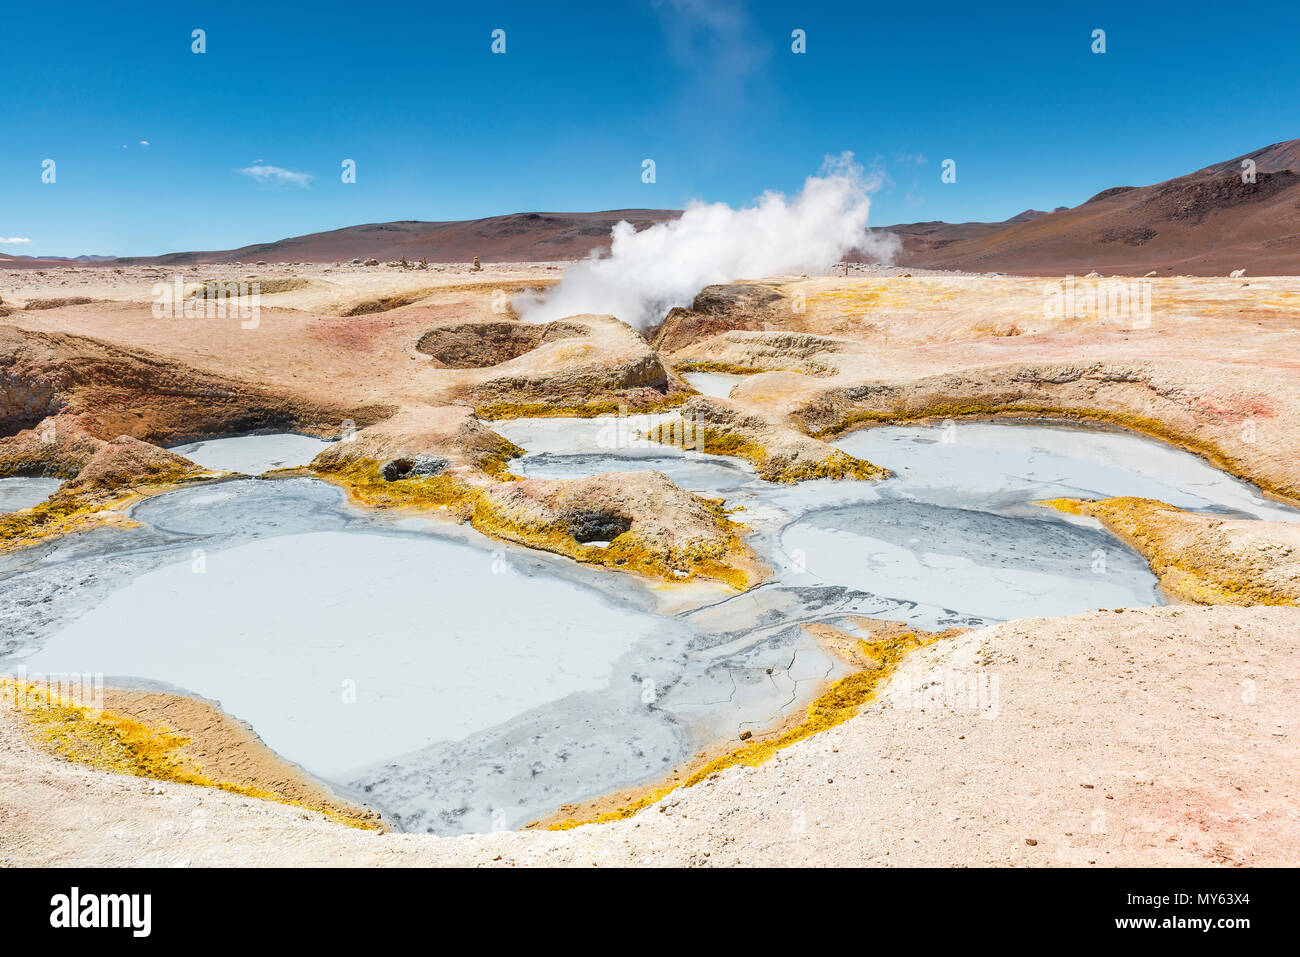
(516, 152, 898, 331)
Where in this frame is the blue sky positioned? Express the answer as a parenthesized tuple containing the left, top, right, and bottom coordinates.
(2, 0, 1296, 257)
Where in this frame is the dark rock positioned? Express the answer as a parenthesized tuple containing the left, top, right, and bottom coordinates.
(566, 509, 633, 543)
(380, 455, 450, 481)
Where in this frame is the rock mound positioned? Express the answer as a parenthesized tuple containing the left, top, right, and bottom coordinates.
(416, 320, 587, 368)
(468, 314, 687, 418)
(1043, 497, 1300, 606)
(471, 470, 763, 588)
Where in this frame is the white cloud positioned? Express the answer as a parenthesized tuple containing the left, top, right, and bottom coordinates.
(0, 237, 32, 244)
(139, 140, 150, 147)
(654, 0, 767, 106)
(238, 165, 312, 188)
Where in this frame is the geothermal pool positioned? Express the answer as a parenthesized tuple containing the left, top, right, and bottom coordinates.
(831, 421, 1300, 523)
(168, 432, 334, 474)
(681, 371, 746, 398)
(0, 476, 831, 835)
(0, 477, 61, 514)
(19, 529, 674, 778)
(494, 417, 1174, 622)
(2, 419, 1293, 835)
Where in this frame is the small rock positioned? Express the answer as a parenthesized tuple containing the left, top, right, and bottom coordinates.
(380, 455, 450, 482)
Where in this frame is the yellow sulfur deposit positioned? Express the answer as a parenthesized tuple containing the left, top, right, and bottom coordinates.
(548, 628, 942, 829)
(1038, 496, 1300, 606)
(1, 680, 381, 830)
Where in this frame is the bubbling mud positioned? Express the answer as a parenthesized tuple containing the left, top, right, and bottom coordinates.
(498, 417, 1171, 621)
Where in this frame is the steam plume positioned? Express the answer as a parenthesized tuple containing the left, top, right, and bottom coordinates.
(516, 153, 898, 330)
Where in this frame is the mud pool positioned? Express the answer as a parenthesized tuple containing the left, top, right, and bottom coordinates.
(168, 432, 335, 474)
(0, 477, 837, 836)
(681, 371, 746, 398)
(0, 478, 61, 514)
(2, 418, 1293, 836)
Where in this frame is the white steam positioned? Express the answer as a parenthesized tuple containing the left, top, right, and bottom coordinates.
(516, 152, 898, 330)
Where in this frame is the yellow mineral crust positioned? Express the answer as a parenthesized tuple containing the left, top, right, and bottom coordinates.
(309, 442, 764, 588)
(1039, 496, 1300, 606)
(469, 470, 764, 589)
(311, 456, 482, 512)
(646, 396, 887, 484)
(0, 433, 217, 551)
(0, 680, 381, 830)
(473, 389, 690, 421)
(547, 625, 951, 829)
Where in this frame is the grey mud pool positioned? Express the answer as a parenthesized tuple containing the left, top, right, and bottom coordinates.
(2, 420, 1293, 835)
(0, 477, 62, 515)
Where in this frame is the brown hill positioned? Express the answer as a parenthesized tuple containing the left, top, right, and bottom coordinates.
(110, 210, 681, 267)
(885, 140, 1300, 275)
(10, 141, 1299, 275)
(880, 208, 1057, 245)
(0, 254, 116, 269)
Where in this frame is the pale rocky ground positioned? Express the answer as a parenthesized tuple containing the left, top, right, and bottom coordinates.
(2, 262, 1299, 867)
(3, 606, 1294, 867)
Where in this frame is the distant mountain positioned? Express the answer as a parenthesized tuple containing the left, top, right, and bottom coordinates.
(0, 253, 115, 266)
(7, 140, 1299, 275)
(109, 210, 681, 267)
(883, 140, 1300, 275)
(880, 208, 1054, 245)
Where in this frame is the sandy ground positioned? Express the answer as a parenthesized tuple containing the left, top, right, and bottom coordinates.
(1, 263, 565, 413)
(2, 605, 1293, 867)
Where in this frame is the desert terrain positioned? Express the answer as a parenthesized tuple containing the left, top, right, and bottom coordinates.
(1, 255, 1298, 866)
(9, 140, 1294, 278)
(890, 140, 1300, 276)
